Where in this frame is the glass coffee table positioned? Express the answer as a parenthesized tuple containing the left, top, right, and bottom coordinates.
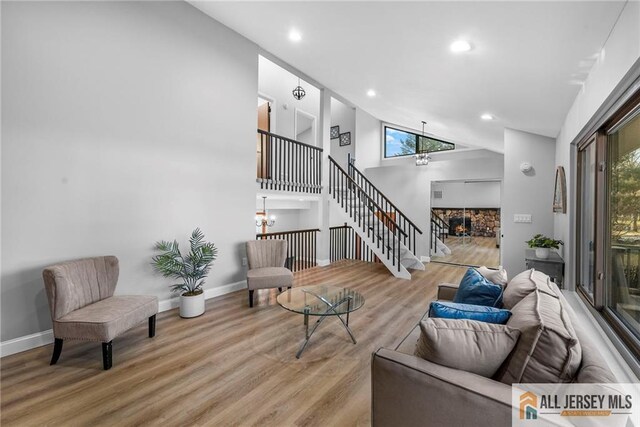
(277, 285, 365, 358)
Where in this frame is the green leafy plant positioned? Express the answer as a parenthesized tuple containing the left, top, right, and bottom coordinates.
(152, 228, 218, 296)
(526, 234, 563, 249)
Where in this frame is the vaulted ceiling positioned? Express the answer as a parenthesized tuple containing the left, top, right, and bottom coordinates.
(191, 1, 626, 152)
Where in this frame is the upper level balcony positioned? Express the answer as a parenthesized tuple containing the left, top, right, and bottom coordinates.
(256, 129, 323, 194)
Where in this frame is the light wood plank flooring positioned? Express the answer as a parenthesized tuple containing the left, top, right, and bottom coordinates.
(0, 260, 467, 426)
(433, 236, 500, 267)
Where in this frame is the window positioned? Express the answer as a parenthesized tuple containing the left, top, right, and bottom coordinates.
(577, 93, 640, 358)
(384, 126, 454, 158)
(606, 110, 640, 342)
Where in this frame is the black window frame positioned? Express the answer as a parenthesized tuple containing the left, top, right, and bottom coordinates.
(383, 125, 455, 159)
(576, 89, 640, 362)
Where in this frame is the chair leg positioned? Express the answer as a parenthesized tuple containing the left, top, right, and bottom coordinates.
(102, 341, 113, 370)
(249, 290, 254, 308)
(50, 338, 63, 365)
(148, 315, 156, 338)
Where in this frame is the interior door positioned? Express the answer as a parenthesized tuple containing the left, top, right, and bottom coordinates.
(257, 102, 270, 179)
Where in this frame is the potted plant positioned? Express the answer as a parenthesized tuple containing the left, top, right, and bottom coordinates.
(526, 234, 563, 259)
(152, 228, 218, 318)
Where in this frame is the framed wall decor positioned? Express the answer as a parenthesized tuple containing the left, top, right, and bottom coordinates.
(553, 166, 566, 213)
(339, 132, 351, 146)
(330, 125, 340, 139)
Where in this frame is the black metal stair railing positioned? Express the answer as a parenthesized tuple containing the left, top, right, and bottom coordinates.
(347, 154, 422, 254)
(256, 228, 320, 272)
(330, 223, 376, 263)
(430, 209, 449, 253)
(329, 156, 405, 272)
(257, 129, 323, 194)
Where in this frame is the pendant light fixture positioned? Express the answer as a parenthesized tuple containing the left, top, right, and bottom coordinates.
(415, 120, 431, 166)
(292, 77, 306, 100)
(255, 196, 276, 228)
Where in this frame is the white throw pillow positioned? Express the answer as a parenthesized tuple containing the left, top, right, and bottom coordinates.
(477, 266, 508, 287)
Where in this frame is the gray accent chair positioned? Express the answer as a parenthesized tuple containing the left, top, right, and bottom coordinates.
(43, 256, 158, 370)
(246, 240, 293, 307)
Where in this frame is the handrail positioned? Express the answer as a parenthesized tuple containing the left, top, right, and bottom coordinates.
(255, 228, 320, 272)
(257, 129, 323, 151)
(256, 228, 320, 238)
(431, 209, 447, 230)
(329, 156, 407, 237)
(348, 158, 423, 235)
(256, 130, 322, 194)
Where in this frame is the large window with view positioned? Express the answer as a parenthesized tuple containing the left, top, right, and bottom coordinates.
(577, 93, 640, 359)
(384, 126, 455, 158)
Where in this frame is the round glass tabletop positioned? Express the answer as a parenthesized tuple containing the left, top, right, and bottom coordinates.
(276, 285, 365, 316)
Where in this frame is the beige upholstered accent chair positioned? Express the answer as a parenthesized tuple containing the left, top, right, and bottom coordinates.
(43, 256, 158, 370)
(246, 240, 293, 307)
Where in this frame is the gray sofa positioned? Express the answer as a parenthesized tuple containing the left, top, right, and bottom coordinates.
(371, 275, 616, 427)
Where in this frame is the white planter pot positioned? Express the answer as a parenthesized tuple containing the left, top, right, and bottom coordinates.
(180, 292, 205, 318)
(535, 247, 550, 259)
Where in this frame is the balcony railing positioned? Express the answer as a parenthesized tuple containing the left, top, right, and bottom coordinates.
(256, 228, 320, 272)
(257, 130, 323, 194)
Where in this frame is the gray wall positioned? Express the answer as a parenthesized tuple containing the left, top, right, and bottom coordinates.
(502, 128, 556, 275)
(1, 1, 258, 341)
(330, 97, 355, 169)
(431, 181, 501, 208)
(555, 1, 640, 290)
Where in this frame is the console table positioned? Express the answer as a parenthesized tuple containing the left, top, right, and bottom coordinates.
(525, 249, 564, 288)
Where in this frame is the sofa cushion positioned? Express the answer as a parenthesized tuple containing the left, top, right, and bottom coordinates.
(415, 318, 521, 377)
(454, 268, 503, 307)
(503, 269, 557, 309)
(495, 289, 582, 384)
(477, 266, 508, 287)
(429, 301, 512, 324)
(246, 267, 293, 289)
(54, 295, 158, 342)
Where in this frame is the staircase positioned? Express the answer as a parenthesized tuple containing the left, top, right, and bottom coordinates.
(430, 210, 451, 257)
(329, 156, 424, 279)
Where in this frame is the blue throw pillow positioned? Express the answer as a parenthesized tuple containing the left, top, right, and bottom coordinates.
(454, 268, 504, 307)
(429, 301, 512, 324)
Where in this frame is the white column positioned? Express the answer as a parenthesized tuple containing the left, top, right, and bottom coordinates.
(316, 88, 332, 265)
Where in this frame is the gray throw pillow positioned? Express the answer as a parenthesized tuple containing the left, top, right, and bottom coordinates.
(496, 289, 582, 384)
(503, 268, 557, 309)
(415, 318, 521, 378)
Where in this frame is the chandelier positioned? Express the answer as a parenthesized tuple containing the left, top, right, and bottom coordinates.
(292, 77, 306, 100)
(415, 120, 431, 166)
(255, 196, 276, 228)
(415, 153, 431, 166)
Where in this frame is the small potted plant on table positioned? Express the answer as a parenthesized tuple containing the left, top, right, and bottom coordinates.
(526, 234, 563, 259)
(152, 228, 218, 318)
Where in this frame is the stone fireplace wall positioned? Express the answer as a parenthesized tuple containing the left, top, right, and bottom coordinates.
(432, 208, 501, 237)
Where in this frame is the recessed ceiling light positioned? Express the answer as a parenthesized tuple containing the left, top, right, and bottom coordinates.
(450, 40, 472, 53)
(289, 29, 302, 42)
(481, 113, 494, 121)
(367, 89, 376, 97)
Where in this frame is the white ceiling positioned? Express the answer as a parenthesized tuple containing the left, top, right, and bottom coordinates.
(191, 1, 626, 152)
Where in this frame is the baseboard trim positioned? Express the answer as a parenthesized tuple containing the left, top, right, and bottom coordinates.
(0, 280, 248, 358)
(316, 259, 330, 267)
(420, 256, 431, 263)
(0, 329, 55, 358)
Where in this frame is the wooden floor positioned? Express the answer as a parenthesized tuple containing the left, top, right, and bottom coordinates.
(0, 260, 467, 427)
(433, 236, 500, 267)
